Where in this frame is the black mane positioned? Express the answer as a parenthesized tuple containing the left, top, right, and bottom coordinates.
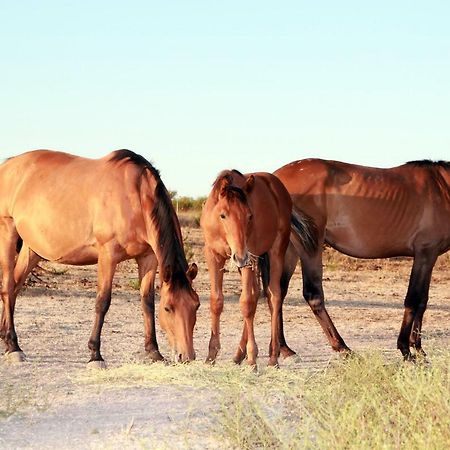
(406, 159, 450, 169)
(109, 149, 161, 180)
(110, 149, 189, 287)
(212, 170, 248, 204)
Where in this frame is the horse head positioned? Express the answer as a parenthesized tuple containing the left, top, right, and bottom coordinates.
(216, 173, 255, 268)
(158, 262, 199, 362)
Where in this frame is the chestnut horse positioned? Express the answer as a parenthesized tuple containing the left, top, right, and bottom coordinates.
(274, 158, 450, 360)
(201, 170, 316, 367)
(0, 149, 199, 366)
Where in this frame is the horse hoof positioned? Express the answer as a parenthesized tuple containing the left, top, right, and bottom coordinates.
(280, 347, 296, 359)
(205, 357, 216, 365)
(87, 360, 107, 370)
(4, 351, 26, 363)
(146, 350, 165, 362)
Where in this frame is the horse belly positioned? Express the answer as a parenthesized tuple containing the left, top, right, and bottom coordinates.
(16, 215, 97, 263)
(325, 201, 416, 258)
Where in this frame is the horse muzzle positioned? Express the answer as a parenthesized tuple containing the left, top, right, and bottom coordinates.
(175, 349, 196, 363)
(232, 252, 251, 268)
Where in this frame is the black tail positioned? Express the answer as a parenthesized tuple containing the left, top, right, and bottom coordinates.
(258, 252, 294, 301)
(290, 208, 318, 255)
(16, 237, 23, 253)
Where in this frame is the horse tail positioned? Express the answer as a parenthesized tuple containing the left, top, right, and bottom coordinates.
(258, 252, 270, 298)
(290, 208, 318, 255)
(16, 237, 23, 253)
(259, 251, 293, 301)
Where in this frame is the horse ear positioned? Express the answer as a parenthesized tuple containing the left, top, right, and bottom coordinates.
(244, 175, 255, 194)
(163, 265, 172, 283)
(186, 262, 198, 281)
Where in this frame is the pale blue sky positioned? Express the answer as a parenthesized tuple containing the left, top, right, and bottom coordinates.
(1, 1, 449, 196)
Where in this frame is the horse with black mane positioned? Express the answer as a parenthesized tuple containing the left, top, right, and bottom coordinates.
(0, 149, 199, 366)
(274, 158, 450, 360)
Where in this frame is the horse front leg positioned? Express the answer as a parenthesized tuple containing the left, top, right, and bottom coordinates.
(87, 250, 117, 368)
(233, 321, 248, 364)
(137, 253, 163, 362)
(235, 268, 258, 368)
(398, 251, 436, 360)
(205, 248, 226, 364)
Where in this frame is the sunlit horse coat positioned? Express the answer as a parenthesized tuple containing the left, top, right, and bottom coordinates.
(0, 149, 199, 365)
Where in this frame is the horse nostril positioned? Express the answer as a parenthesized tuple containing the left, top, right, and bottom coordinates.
(232, 253, 248, 268)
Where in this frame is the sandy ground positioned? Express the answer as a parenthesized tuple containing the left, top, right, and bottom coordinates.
(1, 227, 449, 449)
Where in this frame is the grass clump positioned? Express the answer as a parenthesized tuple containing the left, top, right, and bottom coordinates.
(298, 352, 450, 449)
(218, 351, 450, 449)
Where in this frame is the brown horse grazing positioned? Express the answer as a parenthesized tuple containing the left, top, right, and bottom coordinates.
(201, 170, 316, 367)
(0, 149, 199, 366)
(274, 158, 450, 360)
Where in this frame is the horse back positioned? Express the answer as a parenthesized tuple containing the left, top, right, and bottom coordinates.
(0, 150, 151, 263)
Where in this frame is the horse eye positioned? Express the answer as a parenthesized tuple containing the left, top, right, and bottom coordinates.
(164, 306, 171, 313)
(249, 214, 253, 221)
(220, 213, 226, 219)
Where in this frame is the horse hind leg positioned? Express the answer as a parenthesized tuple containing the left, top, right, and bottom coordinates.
(0, 220, 27, 360)
(4, 244, 42, 362)
(410, 315, 426, 358)
(397, 251, 436, 360)
(301, 252, 350, 353)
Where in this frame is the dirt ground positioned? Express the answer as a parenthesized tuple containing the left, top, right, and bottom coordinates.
(1, 226, 450, 449)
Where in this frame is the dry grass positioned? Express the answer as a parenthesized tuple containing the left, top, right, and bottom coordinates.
(75, 348, 450, 449)
(0, 380, 53, 419)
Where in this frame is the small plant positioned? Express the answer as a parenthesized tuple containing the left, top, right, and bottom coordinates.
(129, 278, 141, 290)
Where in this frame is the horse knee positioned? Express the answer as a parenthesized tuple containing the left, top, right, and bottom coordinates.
(210, 295, 224, 315)
(240, 298, 256, 319)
